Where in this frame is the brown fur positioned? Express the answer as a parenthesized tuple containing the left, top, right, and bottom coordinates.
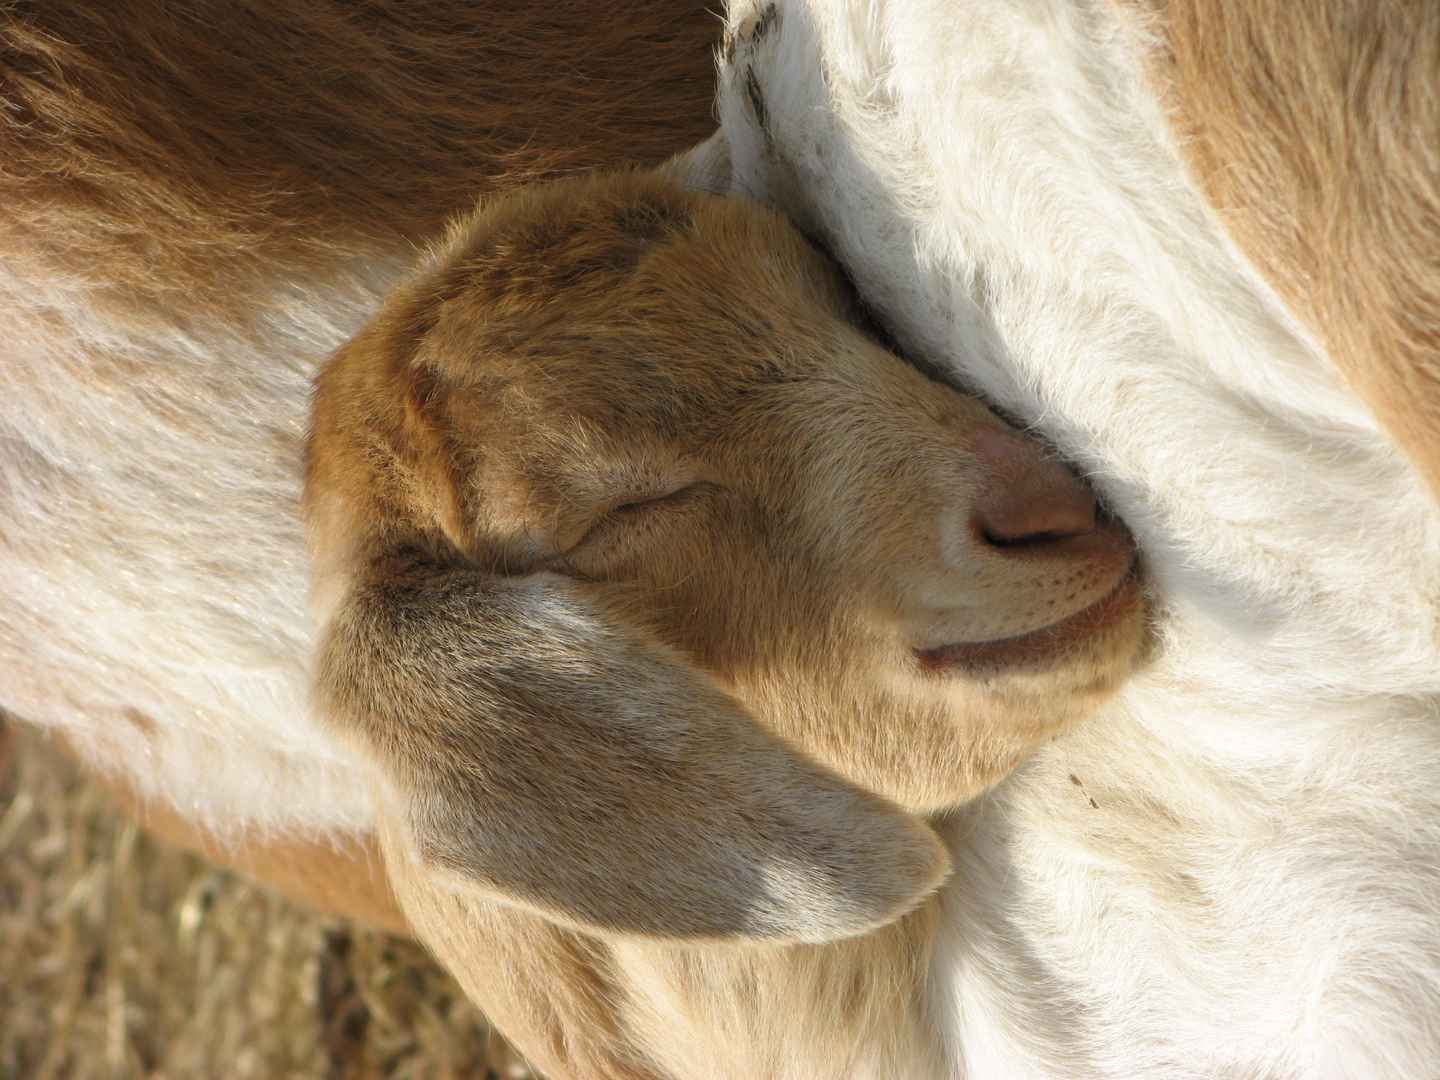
(307, 171, 1144, 1076)
(2, 2, 1146, 1067)
(2, 0, 721, 938)
(0, 0, 720, 309)
(1120, 0, 1440, 500)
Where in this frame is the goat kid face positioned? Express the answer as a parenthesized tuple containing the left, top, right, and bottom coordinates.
(308, 172, 1142, 944)
(458, 229, 1142, 813)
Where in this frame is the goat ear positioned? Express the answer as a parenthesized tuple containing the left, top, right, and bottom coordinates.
(661, 130, 735, 196)
(316, 559, 948, 943)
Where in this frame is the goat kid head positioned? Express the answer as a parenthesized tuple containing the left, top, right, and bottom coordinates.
(306, 171, 1143, 945)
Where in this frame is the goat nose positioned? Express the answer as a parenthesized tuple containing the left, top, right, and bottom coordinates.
(968, 430, 1098, 548)
(978, 493, 1096, 547)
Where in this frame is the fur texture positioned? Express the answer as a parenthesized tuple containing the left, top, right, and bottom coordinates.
(1118, 0, 1440, 504)
(715, 0, 1440, 1075)
(12, 0, 1437, 1074)
(1, 3, 1148, 1067)
(0, 0, 720, 305)
(0, 0, 719, 837)
(306, 172, 1143, 1076)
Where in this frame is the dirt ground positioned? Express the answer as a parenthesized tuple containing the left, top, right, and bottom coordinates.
(0, 716, 535, 1080)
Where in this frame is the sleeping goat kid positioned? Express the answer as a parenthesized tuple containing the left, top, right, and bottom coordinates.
(306, 171, 1144, 1078)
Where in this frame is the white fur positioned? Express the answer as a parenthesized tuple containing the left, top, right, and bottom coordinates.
(716, 0, 1440, 1075)
(0, 247, 411, 838)
(5, 2, 1436, 1072)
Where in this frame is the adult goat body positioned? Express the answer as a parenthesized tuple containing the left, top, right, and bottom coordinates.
(712, 0, 1440, 1075)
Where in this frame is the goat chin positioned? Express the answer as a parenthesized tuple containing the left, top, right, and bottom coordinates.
(717, 0, 1440, 1077)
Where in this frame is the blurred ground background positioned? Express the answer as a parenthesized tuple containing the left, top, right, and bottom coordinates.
(0, 716, 534, 1080)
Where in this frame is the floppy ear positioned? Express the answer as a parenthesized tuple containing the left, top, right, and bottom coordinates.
(315, 554, 949, 943)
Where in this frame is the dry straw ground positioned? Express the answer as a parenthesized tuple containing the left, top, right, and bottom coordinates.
(0, 715, 535, 1080)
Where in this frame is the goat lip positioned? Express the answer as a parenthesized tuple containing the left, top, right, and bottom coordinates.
(914, 571, 1140, 674)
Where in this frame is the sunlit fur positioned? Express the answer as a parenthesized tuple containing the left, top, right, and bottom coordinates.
(11, 0, 1434, 1074)
(716, 0, 1440, 1076)
(306, 171, 1143, 1078)
(0, 0, 719, 838)
(1, 7, 1139, 1073)
(1118, 0, 1440, 506)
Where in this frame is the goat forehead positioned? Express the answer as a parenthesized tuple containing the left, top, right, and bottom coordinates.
(433, 227, 851, 384)
(483, 358, 971, 518)
(440, 214, 804, 332)
(482, 325, 830, 428)
(525, 362, 914, 467)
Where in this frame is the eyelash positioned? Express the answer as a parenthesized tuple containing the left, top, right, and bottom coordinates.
(613, 485, 698, 514)
(577, 483, 711, 547)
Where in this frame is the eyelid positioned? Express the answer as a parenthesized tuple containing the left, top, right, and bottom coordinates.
(612, 482, 701, 513)
(569, 481, 717, 552)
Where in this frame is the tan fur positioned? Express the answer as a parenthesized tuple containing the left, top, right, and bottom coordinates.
(41, 725, 412, 934)
(307, 171, 1144, 1075)
(1120, 0, 1440, 500)
(385, 828, 942, 1080)
(11, 0, 1435, 1071)
(117, 781, 411, 937)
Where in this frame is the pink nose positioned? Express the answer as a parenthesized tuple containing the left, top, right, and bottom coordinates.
(969, 430, 1100, 548)
(976, 486, 1096, 547)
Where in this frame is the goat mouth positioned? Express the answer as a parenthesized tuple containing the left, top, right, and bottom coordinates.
(914, 569, 1140, 674)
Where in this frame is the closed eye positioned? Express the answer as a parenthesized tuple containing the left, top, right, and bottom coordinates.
(613, 484, 702, 514)
(573, 482, 716, 550)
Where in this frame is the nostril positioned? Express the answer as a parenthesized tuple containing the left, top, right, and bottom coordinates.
(959, 424, 1106, 551)
(975, 502, 1097, 550)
